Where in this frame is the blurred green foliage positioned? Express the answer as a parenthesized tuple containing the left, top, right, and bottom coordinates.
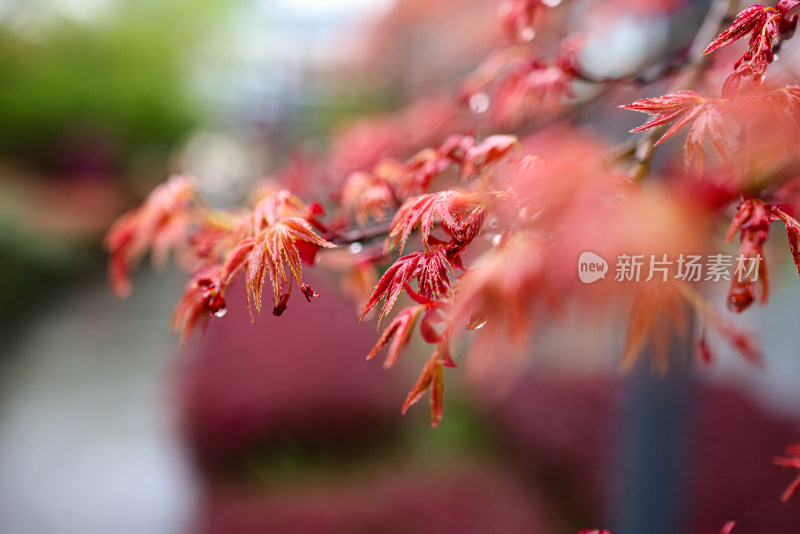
(0, 0, 236, 170)
(0, 0, 240, 342)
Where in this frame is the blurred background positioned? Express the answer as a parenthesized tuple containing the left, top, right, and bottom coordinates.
(2, 1, 800, 533)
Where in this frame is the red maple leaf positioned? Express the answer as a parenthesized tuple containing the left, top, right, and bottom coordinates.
(703, 2, 800, 86)
(387, 190, 485, 253)
(620, 92, 730, 174)
(361, 247, 453, 325)
(684, 105, 731, 175)
(620, 91, 707, 139)
(245, 218, 335, 317)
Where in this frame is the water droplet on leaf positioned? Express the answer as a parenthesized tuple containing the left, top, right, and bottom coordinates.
(542, 0, 561, 6)
(213, 307, 227, 318)
(349, 242, 363, 254)
(491, 234, 503, 246)
(469, 93, 490, 114)
(520, 27, 536, 41)
(472, 320, 487, 330)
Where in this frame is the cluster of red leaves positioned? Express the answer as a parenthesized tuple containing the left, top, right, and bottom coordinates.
(703, 1, 800, 93)
(361, 185, 492, 425)
(105, 175, 196, 298)
(358, 127, 763, 404)
(108, 184, 334, 340)
(338, 134, 516, 228)
(106, 0, 800, 438)
(103, 0, 800, 529)
(460, 38, 581, 126)
(621, 83, 800, 178)
(621, 0, 800, 176)
(725, 198, 800, 313)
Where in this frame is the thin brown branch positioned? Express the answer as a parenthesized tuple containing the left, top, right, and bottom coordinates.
(327, 219, 393, 245)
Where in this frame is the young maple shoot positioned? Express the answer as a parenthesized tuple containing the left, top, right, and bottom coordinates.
(106, 0, 800, 528)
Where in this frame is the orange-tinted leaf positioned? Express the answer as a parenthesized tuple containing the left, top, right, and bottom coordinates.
(245, 218, 335, 317)
(220, 238, 255, 287)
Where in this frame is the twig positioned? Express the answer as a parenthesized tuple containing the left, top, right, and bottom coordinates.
(327, 219, 393, 245)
